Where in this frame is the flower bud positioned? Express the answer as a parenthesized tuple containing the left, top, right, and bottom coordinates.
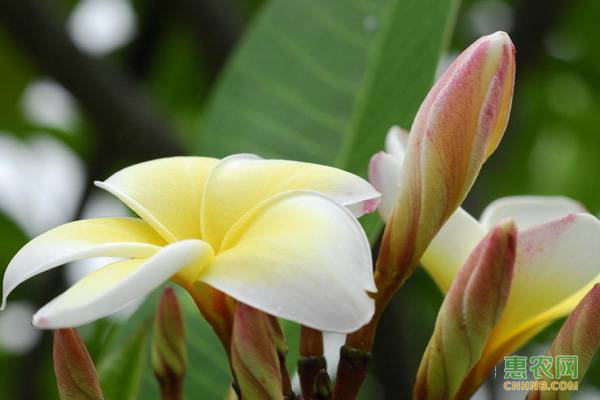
(230, 303, 282, 399)
(414, 220, 516, 400)
(152, 287, 187, 400)
(527, 284, 600, 400)
(377, 31, 516, 288)
(53, 328, 104, 400)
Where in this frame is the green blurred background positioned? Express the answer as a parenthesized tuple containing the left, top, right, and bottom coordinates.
(0, 0, 598, 399)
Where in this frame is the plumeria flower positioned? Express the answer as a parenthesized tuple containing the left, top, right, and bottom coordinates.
(370, 126, 600, 386)
(2, 154, 380, 333)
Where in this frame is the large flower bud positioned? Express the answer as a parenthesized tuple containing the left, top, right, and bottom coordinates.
(376, 31, 516, 289)
(414, 220, 516, 399)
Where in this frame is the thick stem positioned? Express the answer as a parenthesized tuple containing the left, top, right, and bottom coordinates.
(337, 252, 418, 396)
(331, 345, 371, 400)
(299, 326, 326, 399)
(314, 370, 332, 400)
(156, 372, 183, 400)
(300, 326, 324, 357)
(298, 356, 327, 399)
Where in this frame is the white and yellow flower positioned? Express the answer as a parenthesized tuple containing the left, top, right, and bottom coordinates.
(2, 154, 380, 333)
(371, 126, 600, 386)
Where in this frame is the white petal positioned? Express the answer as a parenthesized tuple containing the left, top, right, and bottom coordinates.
(201, 154, 380, 250)
(200, 190, 375, 333)
(323, 332, 346, 377)
(487, 213, 600, 350)
(33, 240, 212, 328)
(2, 217, 163, 309)
(368, 152, 403, 222)
(420, 208, 487, 292)
(384, 126, 410, 161)
(479, 195, 585, 230)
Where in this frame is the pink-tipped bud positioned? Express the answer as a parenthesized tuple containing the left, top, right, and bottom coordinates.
(527, 284, 600, 400)
(53, 328, 105, 400)
(414, 220, 516, 400)
(152, 287, 187, 400)
(377, 31, 516, 288)
(230, 303, 283, 399)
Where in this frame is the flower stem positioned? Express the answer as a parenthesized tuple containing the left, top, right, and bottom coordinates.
(298, 326, 327, 399)
(157, 377, 183, 400)
(331, 345, 371, 400)
(334, 255, 407, 398)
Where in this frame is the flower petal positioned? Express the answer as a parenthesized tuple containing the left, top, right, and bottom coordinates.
(479, 195, 585, 230)
(420, 208, 487, 292)
(2, 217, 164, 309)
(200, 190, 375, 333)
(368, 152, 402, 222)
(33, 240, 212, 328)
(201, 154, 380, 250)
(485, 213, 600, 356)
(96, 157, 219, 241)
(384, 126, 409, 161)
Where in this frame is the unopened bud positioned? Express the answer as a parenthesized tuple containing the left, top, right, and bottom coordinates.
(231, 303, 282, 399)
(415, 220, 516, 399)
(53, 328, 104, 400)
(152, 287, 187, 400)
(376, 32, 516, 288)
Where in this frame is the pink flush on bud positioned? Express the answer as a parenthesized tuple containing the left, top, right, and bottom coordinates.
(407, 31, 516, 211)
(375, 32, 516, 287)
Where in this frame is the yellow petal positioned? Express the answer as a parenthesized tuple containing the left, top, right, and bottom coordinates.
(200, 190, 375, 333)
(96, 157, 219, 241)
(420, 208, 487, 292)
(485, 213, 600, 358)
(200, 154, 380, 250)
(33, 240, 212, 328)
(2, 217, 164, 309)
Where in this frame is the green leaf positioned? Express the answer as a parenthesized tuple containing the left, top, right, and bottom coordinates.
(98, 321, 150, 400)
(194, 0, 460, 238)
